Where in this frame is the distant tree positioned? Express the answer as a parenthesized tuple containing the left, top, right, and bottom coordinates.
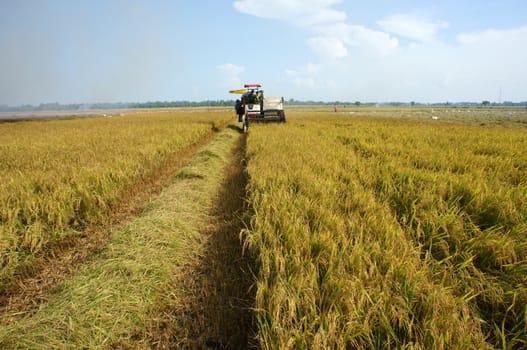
(482, 100, 490, 106)
(410, 101, 416, 106)
(354, 101, 361, 106)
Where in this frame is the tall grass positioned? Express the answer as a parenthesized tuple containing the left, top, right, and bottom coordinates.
(0, 111, 230, 290)
(245, 111, 527, 349)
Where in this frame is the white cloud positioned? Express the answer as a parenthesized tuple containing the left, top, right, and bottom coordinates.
(345, 24, 399, 54)
(216, 63, 245, 89)
(233, 0, 346, 26)
(284, 63, 338, 95)
(454, 25, 527, 77)
(286, 63, 321, 88)
(457, 25, 527, 46)
(307, 36, 348, 59)
(304, 63, 320, 74)
(377, 14, 449, 42)
(233, 0, 398, 59)
(302, 24, 527, 102)
(233, 2, 527, 102)
(286, 72, 317, 89)
(452, 26, 527, 99)
(313, 22, 398, 55)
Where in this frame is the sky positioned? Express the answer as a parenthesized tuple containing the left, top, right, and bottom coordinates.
(1, 0, 526, 105)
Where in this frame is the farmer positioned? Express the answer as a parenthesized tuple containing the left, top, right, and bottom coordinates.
(248, 89, 257, 104)
(235, 99, 243, 122)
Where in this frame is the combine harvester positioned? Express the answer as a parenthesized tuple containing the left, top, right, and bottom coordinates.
(230, 84, 286, 133)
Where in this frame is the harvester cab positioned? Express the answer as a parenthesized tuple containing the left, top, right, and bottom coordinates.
(230, 83, 286, 133)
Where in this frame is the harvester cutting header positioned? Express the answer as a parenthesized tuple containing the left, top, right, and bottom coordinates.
(230, 84, 286, 133)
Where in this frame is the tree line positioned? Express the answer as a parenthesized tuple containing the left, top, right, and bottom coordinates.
(1, 100, 526, 112)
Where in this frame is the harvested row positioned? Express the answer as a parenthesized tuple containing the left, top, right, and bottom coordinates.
(0, 111, 230, 291)
(244, 112, 527, 349)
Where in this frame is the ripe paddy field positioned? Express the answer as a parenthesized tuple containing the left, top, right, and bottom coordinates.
(1, 106, 526, 349)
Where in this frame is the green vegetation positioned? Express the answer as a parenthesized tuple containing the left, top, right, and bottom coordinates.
(245, 111, 527, 349)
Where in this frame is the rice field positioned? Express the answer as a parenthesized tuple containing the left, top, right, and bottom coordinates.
(0, 110, 230, 291)
(2, 106, 526, 348)
(244, 110, 527, 349)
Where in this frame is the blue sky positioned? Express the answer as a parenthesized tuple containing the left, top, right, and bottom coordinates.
(1, 0, 526, 105)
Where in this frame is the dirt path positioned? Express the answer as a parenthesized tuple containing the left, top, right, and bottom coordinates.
(0, 124, 257, 349)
